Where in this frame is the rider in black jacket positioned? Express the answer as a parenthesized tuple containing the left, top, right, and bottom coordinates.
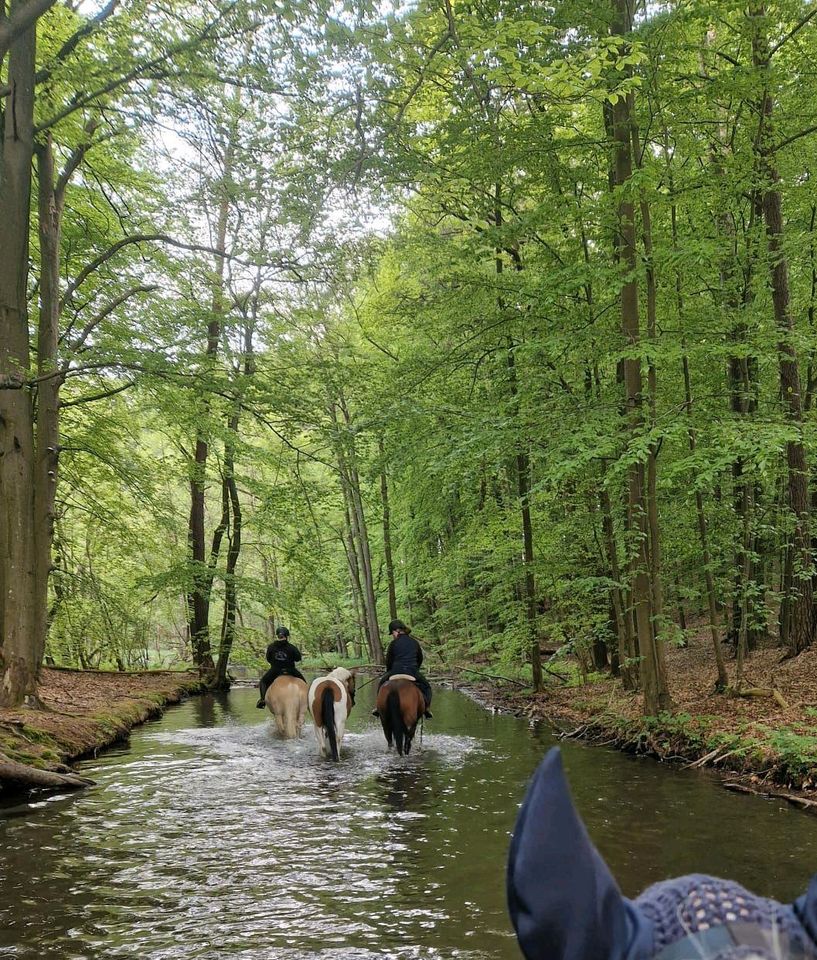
(373, 619, 433, 718)
(256, 626, 306, 708)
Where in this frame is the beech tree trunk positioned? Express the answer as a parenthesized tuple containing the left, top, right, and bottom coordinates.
(379, 437, 398, 622)
(751, 5, 813, 654)
(186, 128, 234, 675)
(0, 17, 38, 707)
(330, 400, 383, 664)
(611, 0, 670, 715)
(495, 183, 542, 692)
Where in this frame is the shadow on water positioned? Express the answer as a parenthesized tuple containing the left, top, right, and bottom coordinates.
(2, 682, 817, 958)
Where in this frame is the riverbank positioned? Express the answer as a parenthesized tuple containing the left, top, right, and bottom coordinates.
(0, 667, 204, 793)
(450, 630, 817, 806)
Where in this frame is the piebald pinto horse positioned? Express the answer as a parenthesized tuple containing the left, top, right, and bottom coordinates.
(265, 675, 307, 738)
(375, 675, 424, 756)
(308, 667, 356, 761)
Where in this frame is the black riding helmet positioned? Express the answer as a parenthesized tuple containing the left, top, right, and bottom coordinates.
(275, 626, 290, 639)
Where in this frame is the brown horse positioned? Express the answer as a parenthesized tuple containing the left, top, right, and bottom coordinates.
(266, 675, 307, 738)
(375, 675, 425, 756)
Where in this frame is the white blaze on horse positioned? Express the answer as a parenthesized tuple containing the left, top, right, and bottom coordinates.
(375, 675, 425, 756)
(308, 667, 356, 761)
(266, 675, 308, 738)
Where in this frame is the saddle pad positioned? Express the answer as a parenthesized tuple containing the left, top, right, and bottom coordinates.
(388, 674, 417, 682)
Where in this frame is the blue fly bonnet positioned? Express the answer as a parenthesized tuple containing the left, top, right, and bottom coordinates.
(507, 749, 817, 960)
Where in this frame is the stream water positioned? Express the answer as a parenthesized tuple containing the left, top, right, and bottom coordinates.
(2, 683, 817, 959)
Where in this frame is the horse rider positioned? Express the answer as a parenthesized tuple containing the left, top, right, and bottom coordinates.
(372, 619, 433, 719)
(256, 626, 306, 708)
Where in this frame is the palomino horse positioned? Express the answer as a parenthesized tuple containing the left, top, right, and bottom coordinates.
(375, 675, 425, 756)
(266, 674, 307, 738)
(308, 667, 356, 761)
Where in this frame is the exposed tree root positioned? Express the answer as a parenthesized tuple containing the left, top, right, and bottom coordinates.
(0, 752, 94, 791)
(723, 781, 817, 814)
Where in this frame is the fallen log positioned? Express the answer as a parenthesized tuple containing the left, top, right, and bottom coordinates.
(723, 781, 817, 814)
(0, 753, 95, 791)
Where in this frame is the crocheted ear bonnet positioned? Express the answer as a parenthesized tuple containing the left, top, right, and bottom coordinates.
(507, 749, 817, 960)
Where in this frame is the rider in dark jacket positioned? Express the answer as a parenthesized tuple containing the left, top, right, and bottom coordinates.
(256, 626, 306, 708)
(373, 619, 433, 718)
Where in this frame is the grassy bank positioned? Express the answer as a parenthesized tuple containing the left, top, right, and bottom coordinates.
(454, 628, 817, 804)
(0, 667, 204, 793)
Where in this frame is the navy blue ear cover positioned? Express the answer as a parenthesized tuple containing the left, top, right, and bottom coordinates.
(507, 748, 651, 960)
(795, 874, 817, 945)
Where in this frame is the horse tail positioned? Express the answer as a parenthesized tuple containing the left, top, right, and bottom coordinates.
(387, 687, 406, 756)
(322, 687, 339, 761)
(283, 698, 298, 738)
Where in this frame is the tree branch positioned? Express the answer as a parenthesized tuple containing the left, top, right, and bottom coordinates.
(34, 0, 118, 87)
(62, 283, 158, 357)
(770, 6, 817, 57)
(34, 1, 240, 133)
(0, 0, 57, 62)
(60, 380, 135, 408)
(60, 234, 302, 310)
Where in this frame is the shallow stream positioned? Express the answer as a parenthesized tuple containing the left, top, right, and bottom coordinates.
(2, 684, 817, 958)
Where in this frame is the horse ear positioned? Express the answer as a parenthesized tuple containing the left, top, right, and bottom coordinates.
(507, 749, 648, 960)
(794, 874, 817, 947)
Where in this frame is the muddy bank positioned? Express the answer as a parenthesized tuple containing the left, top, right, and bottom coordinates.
(0, 667, 204, 794)
(443, 631, 817, 807)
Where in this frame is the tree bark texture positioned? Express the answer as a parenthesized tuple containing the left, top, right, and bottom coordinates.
(186, 125, 235, 674)
(751, 4, 814, 654)
(611, 0, 670, 714)
(0, 18, 38, 707)
(379, 437, 399, 622)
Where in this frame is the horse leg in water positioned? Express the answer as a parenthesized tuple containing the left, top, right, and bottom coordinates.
(402, 685, 424, 756)
(375, 683, 396, 750)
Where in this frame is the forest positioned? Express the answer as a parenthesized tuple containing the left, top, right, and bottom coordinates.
(3, 0, 817, 722)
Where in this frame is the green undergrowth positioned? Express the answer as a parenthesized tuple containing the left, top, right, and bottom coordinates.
(574, 707, 817, 791)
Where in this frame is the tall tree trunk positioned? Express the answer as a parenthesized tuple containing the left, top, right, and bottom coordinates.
(379, 437, 398, 622)
(0, 17, 38, 707)
(216, 418, 241, 688)
(186, 127, 235, 675)
(495, 182, 542, 692)
(341, 504, 367, 657)
(600, 486, 637, 690)
(33, 135, 62, 681)
(669, 194, 728, 690)
(214, 298, 256, 688)
(751, 5, 813, 654)
(330, 401, 383, 663)
(610, 0, 670, 714)
(507, 347, 542, 693)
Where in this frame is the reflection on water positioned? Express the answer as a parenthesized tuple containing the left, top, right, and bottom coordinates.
(2, 684, 817, 958)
